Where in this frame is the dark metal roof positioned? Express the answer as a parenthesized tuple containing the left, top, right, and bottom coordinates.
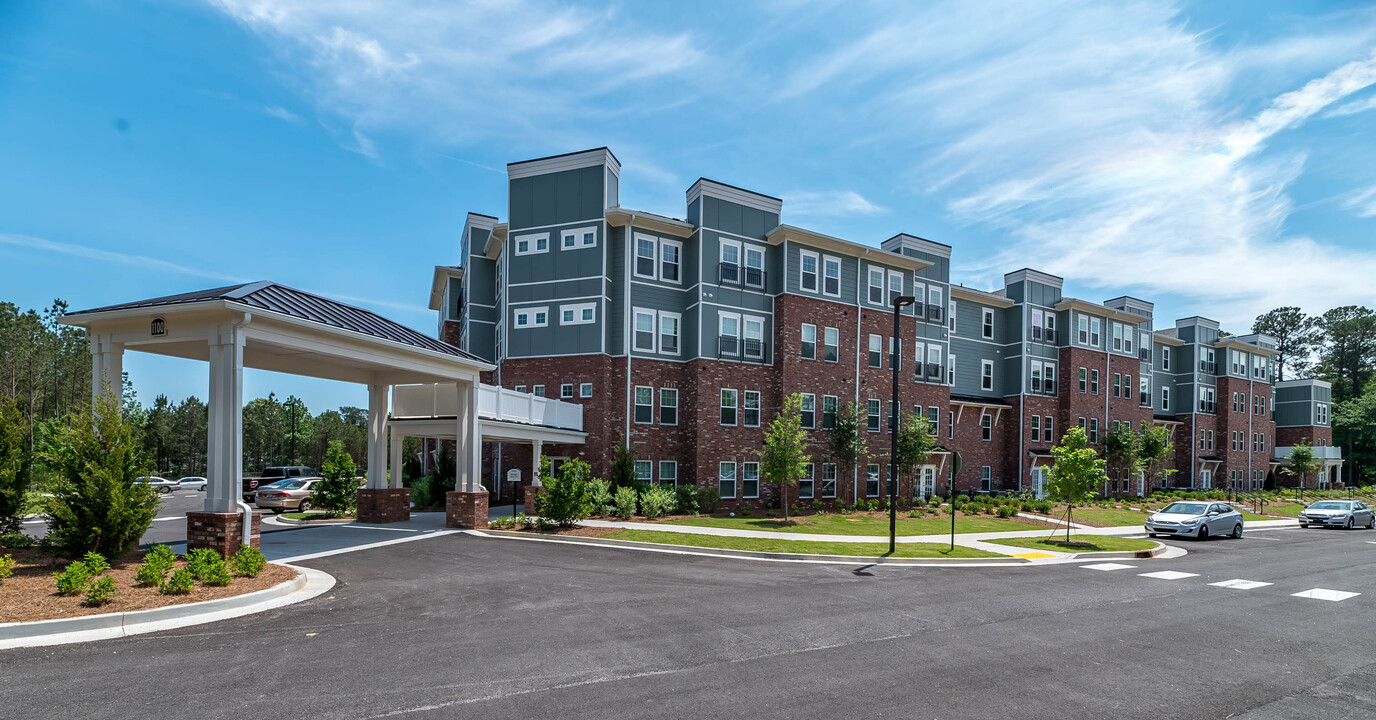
(67, 281, 484, 362)
(1153, 413, 1181, 422)
(950, 394, 1012, 407)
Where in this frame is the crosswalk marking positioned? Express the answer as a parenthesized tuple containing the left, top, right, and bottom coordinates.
(1081, 563, 1136, 571)
(1209, 579, 1273, 590)
(1139, 570, 1199, 580)
(1293, 588, 1360, 602)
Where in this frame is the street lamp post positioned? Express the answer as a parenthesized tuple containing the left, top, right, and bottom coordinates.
(890, 294, 916, 554)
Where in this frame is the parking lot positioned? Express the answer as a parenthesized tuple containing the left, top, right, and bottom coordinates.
(19, 490, 305, 547)
(4, 521, 1375, 718)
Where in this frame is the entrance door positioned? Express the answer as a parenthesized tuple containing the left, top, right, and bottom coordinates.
(1199, 469, 1211, 489)
(1031, 466, 1046, 499)
(916, 466, 936, 500)
(1136, 471, 1145, 498)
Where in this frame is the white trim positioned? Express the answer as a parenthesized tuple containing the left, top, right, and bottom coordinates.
(660, 238, 683, 285)
(560, 226, 598, 250)
(513, 233, 549, 256)
(799, 249, 820, 293)
(633, 234, 658, 280)
(822, 255, 842, 297)
(513, 306, 548, 328)
(632, 308, 657, 352)
(981, 359, 994, 391)
(559, 302, 596, 326)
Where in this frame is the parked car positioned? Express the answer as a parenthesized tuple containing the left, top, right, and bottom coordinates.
(254, 478, 321, 514)
(1298, 500, 1376, 530)
(176, 476, 208, 492)
(133, 476, 180, 494)
(1145, 501, 1243, 539)
(242, 465, 316, 502)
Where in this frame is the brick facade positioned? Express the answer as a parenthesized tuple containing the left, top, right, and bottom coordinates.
(1277, 425, 1332, 447)
(186, 510, 261, 557)
(357, 488, 411, 524)
(446, 490, 488, 529)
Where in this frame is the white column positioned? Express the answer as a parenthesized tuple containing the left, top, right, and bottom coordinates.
(532, 439, 543, 488)
(389, 427, 403, 490)
(456, 380, 482, 492)
(366, 383, 388, 489)
(205, 324, 244, 514)
(88, 333, 124, 402)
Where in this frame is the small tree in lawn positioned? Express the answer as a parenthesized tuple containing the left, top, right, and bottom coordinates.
(1137, 422, 1174, 493)
(1281, 439, 1321, 493)
(609, 436, 636, 492)
(310, 441, 359, 517)
(1045, 426, 1107, 542)
(1102, 423, 1141, 496)
(760, 393, 810, 522)
(893, 412, 936, 500)
(828, 402, 867, 505)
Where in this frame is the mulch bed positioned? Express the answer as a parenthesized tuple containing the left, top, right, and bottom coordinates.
(486, 525, 620, 538)
(0, 547, 297, 624)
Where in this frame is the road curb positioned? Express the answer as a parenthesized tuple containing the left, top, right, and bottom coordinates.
(0, 564, 336, 650)
(1066, 541, 1167, 560)
(472, 529, 1032, 566)
(270, 515, 357, 526)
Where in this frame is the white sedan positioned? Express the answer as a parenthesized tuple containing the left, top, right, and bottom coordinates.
(176, 476, 208, 492)
(133, 476, 180, 494)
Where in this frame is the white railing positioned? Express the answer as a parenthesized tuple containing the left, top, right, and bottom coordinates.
(392, 383, 582, 432)
(1276, 445, 1343, 460)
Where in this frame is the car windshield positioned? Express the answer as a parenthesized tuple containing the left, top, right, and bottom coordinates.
(1309, 501, 1349, 510)
(275, 480, 308, 490)
(1160, 502, 1208, 515)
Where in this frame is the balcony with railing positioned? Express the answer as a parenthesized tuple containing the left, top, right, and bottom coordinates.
(1030, 327, 1058, 345)
(718, 262, 766, 290)
(1198, 361, 1217, 375)
(923, 363, 943, 381)
(1198, 400, 1217, 414)
(926, 305, 944, 323)
(1029, 378, 1058, 396)
(1140, 391, 1151, 406)
(1139, 348, 1151, 361)
(392, 383, 583, 431)
(718, 335, 768, 362)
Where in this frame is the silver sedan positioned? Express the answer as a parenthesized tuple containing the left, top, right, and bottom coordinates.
(1298, 500, 1376, 530)
(176, 476, 208, 492)
(1145, 501, 1243, 540)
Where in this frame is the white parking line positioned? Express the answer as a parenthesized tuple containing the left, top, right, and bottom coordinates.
(1293, 588, 1360, 602)
(1081, 563, 1136, 571)
(1139, 570, 1199, 580)
(1209, 579, 1273, 590)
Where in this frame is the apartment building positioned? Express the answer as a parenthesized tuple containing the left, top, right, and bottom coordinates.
(430, 147, 1338, 506)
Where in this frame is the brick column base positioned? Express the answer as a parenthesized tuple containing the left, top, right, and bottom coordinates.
(186, 510, 261, 557)
(357, 488, 412, 524)
(523, 486, 544, 515)
(446, 491, 489, 529)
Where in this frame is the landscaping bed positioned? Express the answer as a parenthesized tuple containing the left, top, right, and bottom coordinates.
(984, 534, 1159, 553)
(0, 547, 296, 624)
(659, 512, 1035, 536)
(605, 530, 1001, 558)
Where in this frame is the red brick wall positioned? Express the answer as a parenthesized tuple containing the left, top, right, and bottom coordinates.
(1277, 425, 1332, 447)
(1214, 377, 1276, 490)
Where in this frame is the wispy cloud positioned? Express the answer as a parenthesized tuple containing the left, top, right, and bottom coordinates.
(262, 105, 302, 123)
(1323, 91, 1376, 117)
(1344, 185, 1376, 218)
(0, 233, 248, 284)
(785, 190, 886, 218)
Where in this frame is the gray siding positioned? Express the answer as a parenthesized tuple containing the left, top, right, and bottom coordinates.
(509, 166, 605, 229)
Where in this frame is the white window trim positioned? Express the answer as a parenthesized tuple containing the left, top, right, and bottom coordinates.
(580, 382, 593, 398)
(719, 238, 742, 282)
(800, 249, 820, 293)
(559, 301, 597, 326)
(561, 226, 597, 250)
(982, 308, 994, 339)
(981, 359, 994, 391)
(634, 234, 659, 280)
(659, 461, 678, 487)
(632, 308, 657, 352)
(513, 233, 550, 256)
(887, 269, 904, 304)
(659, 311, 682, 357)
(659, 388, 678, 426)
(822, 255, 842, 298)
(633, 386, 653, 424)
(659, 239, 683, 285)
(801, 323, 817, 360)
(867, 266, 885, 305)
(514, 306, 549, 328)
(742, 462, 761, 498)
(719, 461, 737, 499)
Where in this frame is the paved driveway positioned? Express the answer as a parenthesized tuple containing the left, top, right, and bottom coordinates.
(3, 526, 1375, 718)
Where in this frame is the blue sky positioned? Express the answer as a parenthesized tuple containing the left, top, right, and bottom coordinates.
(3, 0, 1376, 413)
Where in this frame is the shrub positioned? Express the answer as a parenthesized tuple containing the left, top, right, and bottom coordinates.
(612, 486, 638, 520)
(536, 516, 557, 531)
(696, 486, 721, 514)
(488, 516, 513, 530)
(639, 485, 675, 519)
(673, 485, 699, 516)
(135, 547, 176, 586)
(811, 500, 824, 512)
(82, 551, 110, 575)
(311, 441, 360, 517)
(161, 567, 194, 595)
(589, 478, 616, 516)
(906, 509, 921, 518)
(186, 548, 227, 582)
(519, 513, 537, 530)
(0, 553, 13, 582)
(53, 560, 91, 595)
(538, 459, 595, 527)
(201, 563, 233, 587)
(866, 500, 879, 512)
(0, 531, 35, 549)
(996, 505, 1016, 518)
(229, 546, 266, 578)
(84, 575, 117, 606)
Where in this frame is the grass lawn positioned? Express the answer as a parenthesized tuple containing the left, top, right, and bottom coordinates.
(607, 530, 1000, 558)
(1259, 503, 1306, 517)
(661, 513, 1032, 536)
(985, 534, 1159, 553)
(1052, 507, 1150, 527)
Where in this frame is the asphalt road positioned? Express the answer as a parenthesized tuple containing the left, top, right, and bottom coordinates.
(4, 526, 1376, 719)
(20, 491, 298, 546)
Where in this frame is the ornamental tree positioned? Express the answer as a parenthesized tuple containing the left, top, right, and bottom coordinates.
(1045, 426, 1107, 542)
(893, 412, 936, 497)
(310, 441, 359, 517)
(760, 393, 810, 521)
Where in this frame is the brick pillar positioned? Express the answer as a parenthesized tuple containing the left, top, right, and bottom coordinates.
(357, 488, 411, 524)
(186, 510, 261, 557)
(446, 490, 488, 529)
(523, 485, 544, 516)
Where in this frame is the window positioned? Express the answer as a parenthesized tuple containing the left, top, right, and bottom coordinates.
(929, 287, 943, 322)
(1031, 414, 1041, 441)
(824, 327, 839, 363)
(1090, 318, 1101, 347)
(948, 410, 955, 439)
(659, 388, 678, 425)
(1161, 386, 1170, 410)
(719, 313, 740, 356)
(719, 462, 737, 499)
(823, 256, 841, 296)
(798, 464, 815, 499)
(560, 302, 596, 325)
(561, 227, 597, 250)
(981, 360, 994, 391)
(659, 461, 678, 487)
(800, 393, 815, 429)
(744, 390, 761, 427)
(580, 383, 593, 398)
(1031, 364, 1042, 393)
(1090, 370, 1100, 395)
(720, 389, 738, 425)
(1043, 362, 1057, 394)
(561, 383, 574, 399)
(868, 334, 882, 368)
(927, 406, 940, 436)
(1112, 323, 1123, 352)
(800, 250, 819, 292)
(1124, 326, 1133, 354)
(532, 384, 545, 397)
(981, 413, 993, 441)
(1112, 373, 1121, 398)
(867, 399, 881, 432)
(821, 464, 837, 498)
(633, 309, 656, 352)
(1078, 315, 1089, 345)
(866, 464, 881, 497)
(822, 395, 838, 429)
(1089, 418, 1099, 444)
(1140, 376, 1149, 406)
(1162, 347, 1171, 371)
(743, 317, 764, 359)
(868, 267, 884, 305)
(982, 308, 995, 339)
(634, 386, 653, 424)
(947, 354, 956, 385)
(801, 324, 817, 360)
(742, 462, 760, 498)
(980, 466, 991, 492)
(1078, 367, 1087, 393)
(514, 233, 549, 255)
(888, 270, 905, 305)
(660, 312, 681, 355)
(635, 236, 657, 278)
(949, 301, 956, 332)
(744, 246, 765, 288)
(514, 306, 549, 328)
(719, 240, 740, 284)
(1317, 402, 1330, 425)
(634, 460, 652, 484)
(927, 345, 941, 380)
(514, 384, 526, 393)
(1043, 415, 1053, 443)
(1032, 309, 1043, 340)
(660, 240, 682, 283)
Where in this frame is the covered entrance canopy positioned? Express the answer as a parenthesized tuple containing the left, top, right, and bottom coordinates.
(62, 281, 503, 548)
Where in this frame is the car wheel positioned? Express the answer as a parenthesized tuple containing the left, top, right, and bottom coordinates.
(1231, 523, 1243, 539)
(159, 486, 171, 494)
(1299, 523, 1308, 528)
(1367, 516, 1374, 529)
(1198, 525, 1209, 540)
(298, 500, 311, 513)
(271, 508, 283, 515)
(1147, 533, 1157, 538)
(198, 486, 206, 492)
(1346, 517, 1354, 530)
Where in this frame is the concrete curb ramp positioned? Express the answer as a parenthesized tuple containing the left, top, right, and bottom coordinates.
(0, 565, 336, 650)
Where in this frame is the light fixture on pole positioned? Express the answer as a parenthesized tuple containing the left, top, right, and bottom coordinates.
(890, 294, 916, 554)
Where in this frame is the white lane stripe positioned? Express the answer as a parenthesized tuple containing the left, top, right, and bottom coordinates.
(273, 530, 463, 564)
(1293, 588, 1360, 602)
(1139, 570, 1199, 580)
(1082, 563, 1136, 571)
(1210, 579, 1273, 590)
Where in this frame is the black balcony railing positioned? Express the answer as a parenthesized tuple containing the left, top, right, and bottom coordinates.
(1140, 392, 1150, 406)
(1199, 361, 1217, 375)
(927, 305, 944, 323)
(718, 335, 767, 362)
(1198, 401, 1217, 413)
(925, 363, 942, 380)
(718, 263, 766, 289)
(1140, 348, 1151, 361)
